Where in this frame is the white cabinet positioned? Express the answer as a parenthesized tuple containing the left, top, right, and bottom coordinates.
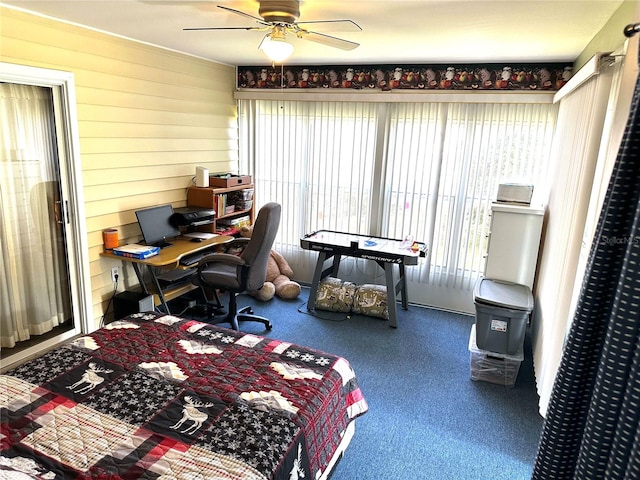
(484, 203, 544, 289)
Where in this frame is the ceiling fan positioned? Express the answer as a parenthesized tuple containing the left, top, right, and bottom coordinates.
(183, 0, 361, 61)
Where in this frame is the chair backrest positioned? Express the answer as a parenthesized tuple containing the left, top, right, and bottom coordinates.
(241, 202, 281, 291)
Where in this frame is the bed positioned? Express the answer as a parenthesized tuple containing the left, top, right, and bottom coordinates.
(0, 312, 368, 479)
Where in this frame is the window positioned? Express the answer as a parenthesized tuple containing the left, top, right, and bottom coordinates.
(239, 97, 557, 310)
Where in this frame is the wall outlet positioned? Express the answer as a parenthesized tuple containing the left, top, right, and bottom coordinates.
(111, 266, 119, 283)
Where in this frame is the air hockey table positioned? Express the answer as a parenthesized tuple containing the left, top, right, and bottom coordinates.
(300, 230, 427, 327)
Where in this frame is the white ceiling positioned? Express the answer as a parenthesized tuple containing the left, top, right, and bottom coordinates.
(2, 0, 627, 66)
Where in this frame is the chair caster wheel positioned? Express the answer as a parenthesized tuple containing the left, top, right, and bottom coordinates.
(266, 322, 273, 330)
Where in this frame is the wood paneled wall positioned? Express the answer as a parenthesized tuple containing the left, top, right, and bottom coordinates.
(1, 7, 237, 327)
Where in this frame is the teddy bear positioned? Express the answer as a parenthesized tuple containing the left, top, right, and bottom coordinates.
(236, 225, 301, 301)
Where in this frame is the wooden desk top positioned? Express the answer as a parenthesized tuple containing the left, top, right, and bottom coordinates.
(101, 235, 234, 268)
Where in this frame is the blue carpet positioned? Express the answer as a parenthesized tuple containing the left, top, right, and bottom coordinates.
(180, 287, 543, 480)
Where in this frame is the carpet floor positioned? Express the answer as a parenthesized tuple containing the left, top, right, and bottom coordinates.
(178, 287, 543, 480)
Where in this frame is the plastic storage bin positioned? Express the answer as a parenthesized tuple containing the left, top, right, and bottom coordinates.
(469, 325, 523, 387)
(473, 278, 533, 355)
(236, 200, 253, 211)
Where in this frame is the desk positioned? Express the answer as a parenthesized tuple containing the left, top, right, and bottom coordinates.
(101, 235, 233, 313)
(301, 230, 427, 328)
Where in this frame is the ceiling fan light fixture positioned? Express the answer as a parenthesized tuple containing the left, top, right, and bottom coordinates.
(260, 29, 294, 62)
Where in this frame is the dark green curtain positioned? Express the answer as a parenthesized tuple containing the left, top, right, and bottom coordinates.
(532, 37, 640, 479)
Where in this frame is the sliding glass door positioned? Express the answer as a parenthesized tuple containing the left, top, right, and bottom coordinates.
(0, 83, 73, 352)
(1, 63, 91, 369)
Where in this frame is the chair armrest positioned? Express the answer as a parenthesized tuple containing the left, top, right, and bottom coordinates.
(195, 252, 247, 284)
(198, 252, 246, 268)
(227, 237, 250, 247)
(224, 237, 250, 256)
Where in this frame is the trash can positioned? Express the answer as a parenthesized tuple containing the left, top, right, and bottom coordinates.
(473, 278, 534, 355)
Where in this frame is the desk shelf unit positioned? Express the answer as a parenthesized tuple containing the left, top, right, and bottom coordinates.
(187, 184, 255, 236)
(151, 282, 197, 308)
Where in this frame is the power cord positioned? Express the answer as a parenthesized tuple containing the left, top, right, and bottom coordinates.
(100, 272, 119, 328)
(185, 176, 197, 196)
(297, 299, 350, 322)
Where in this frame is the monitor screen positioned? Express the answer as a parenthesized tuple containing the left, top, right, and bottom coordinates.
(135, 204, 180, 248)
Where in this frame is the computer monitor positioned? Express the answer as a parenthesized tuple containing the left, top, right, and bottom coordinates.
(135, 204, 180, 248)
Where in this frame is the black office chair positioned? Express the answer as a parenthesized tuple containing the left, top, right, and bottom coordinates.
(191, 202, 281, 331)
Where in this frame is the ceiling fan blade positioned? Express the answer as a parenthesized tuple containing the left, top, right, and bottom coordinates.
(183, 26, 264, 31)
(217, 5, 271, 26)
(257, 34, 268, 51)
(295, 19, 362, 33)
(297, 30, 360, 51)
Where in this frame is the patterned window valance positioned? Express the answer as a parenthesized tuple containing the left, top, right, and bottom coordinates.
(237, 62, 573, 91)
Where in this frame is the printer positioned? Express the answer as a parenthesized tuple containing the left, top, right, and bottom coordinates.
(172, 207, 215, 226)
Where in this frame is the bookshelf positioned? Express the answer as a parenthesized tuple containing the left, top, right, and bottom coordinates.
(187, 183, 255, 236)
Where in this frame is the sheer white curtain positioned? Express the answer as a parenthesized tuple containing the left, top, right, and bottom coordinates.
(0, 83, 70, 348)
(239, 97, 557, 311)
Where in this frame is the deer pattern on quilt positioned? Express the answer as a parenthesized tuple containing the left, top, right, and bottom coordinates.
(170, 395, 215, 434)
(289, 443, 306, 480)
(67, 362, 114, 394)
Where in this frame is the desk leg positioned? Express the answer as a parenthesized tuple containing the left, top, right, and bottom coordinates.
(384, 263, 398, 328)
(131, 263, 147, 294)
(133, 263, 170, 314)
(149, 266, 171, 314)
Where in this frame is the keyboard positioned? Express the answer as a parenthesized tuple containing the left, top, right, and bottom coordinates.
(180, 252, 207, 266)
(156, 267, 195, 287)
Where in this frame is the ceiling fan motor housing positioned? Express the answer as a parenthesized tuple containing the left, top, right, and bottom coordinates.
(259, 0, 300, 24)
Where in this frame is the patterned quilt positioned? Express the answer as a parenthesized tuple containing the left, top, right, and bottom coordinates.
(0, 312, 368, 479)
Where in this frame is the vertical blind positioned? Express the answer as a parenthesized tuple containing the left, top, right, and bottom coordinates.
(532, 60, 617, 416)
(239, 98, 558, 310)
